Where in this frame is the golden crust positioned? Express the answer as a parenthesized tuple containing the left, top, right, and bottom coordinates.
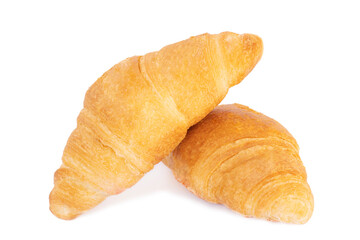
(50, 33, 263, 219)
(164, 104, 314, 224)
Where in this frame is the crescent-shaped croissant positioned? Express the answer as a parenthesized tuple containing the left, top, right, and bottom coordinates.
(49, 33, 263, 219)
(163, 104, 314, 224)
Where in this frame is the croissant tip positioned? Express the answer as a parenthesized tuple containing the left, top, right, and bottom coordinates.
(217, 32, 263, 87)
(266, 183, 314, 224)
(225, 32, 263, 54)
(49, 203, 79, 220)
(49, 191, 79, 220)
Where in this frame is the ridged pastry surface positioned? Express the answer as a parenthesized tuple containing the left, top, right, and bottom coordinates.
(50, 33, 263, 219)
(164, 104, 314, 224)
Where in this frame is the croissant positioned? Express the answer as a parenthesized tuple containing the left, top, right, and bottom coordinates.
(49, 32, 263, 219)
(163, 104, 314, 224)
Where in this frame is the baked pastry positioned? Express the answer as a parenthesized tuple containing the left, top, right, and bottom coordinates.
(163, 104, 314, 224)
(49, 32, 263, 220)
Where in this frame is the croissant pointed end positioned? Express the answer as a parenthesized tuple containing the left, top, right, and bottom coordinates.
(217, 32, 263, 87)
(246, 174, 314, 224)
(49, 189, 80, 220)
(267, 184, 314, 224)
(240, 33, 263, 59)
(49, 203, 79, 220)
(253, 177, 314, 224)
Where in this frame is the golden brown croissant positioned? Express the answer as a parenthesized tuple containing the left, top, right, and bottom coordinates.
(49, 32, 263, 220)
(163, 104, 314, 224)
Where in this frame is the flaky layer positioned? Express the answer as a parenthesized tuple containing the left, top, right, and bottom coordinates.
(164, 104, 314, 224)
(50, 33, 263, 219)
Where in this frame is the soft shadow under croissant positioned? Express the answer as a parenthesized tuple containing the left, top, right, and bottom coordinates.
(163, 104, 314, 224)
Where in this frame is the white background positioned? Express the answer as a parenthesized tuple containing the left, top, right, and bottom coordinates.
(1, 0, 359, 239)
